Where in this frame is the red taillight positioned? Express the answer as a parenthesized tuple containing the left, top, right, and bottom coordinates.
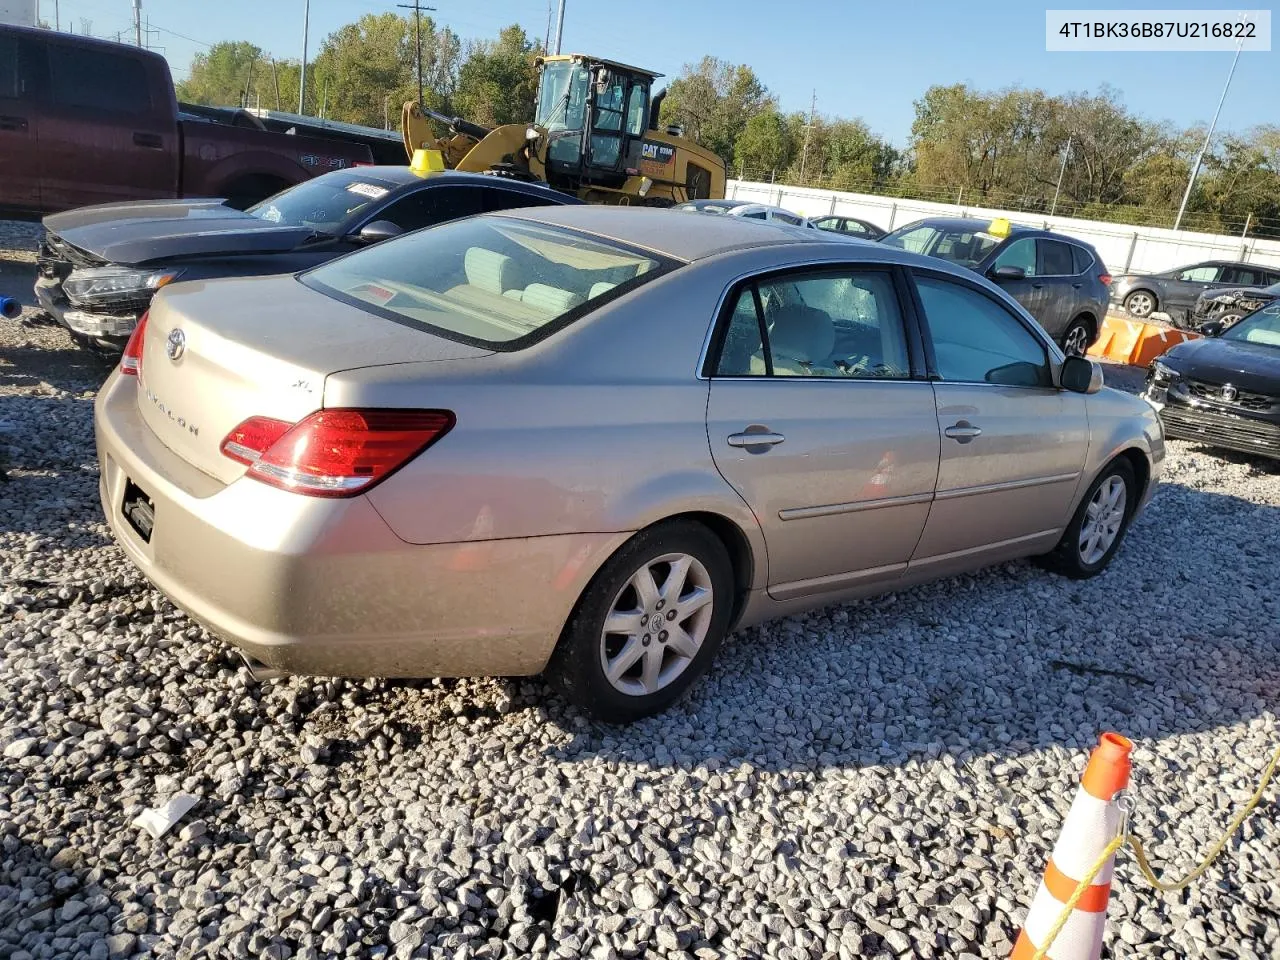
(219, 409, 454, 497)
(1099, 273, 1112, 286)
(120, 310, 149, 376)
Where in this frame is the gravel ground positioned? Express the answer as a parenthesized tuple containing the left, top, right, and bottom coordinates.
(2, 219, 1278, 960)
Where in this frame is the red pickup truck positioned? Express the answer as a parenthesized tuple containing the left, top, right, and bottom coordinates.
(0, 24, 380, 217)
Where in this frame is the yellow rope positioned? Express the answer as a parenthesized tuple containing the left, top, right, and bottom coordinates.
(1032, 743, 1280, 960)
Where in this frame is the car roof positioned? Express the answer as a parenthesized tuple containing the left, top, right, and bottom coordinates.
(493, 206, 964, 266)
(895, 216, 1038, 236)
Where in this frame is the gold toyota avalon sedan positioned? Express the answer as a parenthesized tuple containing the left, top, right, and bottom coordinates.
(95, 207, 1165, 722)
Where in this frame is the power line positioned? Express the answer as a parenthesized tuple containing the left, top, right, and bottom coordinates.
(396, 1, 438, 107)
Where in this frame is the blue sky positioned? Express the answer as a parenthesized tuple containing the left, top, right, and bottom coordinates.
(41, 0, 1278, 145)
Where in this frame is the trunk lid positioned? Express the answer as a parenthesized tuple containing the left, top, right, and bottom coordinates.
(136, 273, 493, 484)
(43, 199, 316, 266)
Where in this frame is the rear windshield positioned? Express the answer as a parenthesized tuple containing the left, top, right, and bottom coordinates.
(247, 170, 401, 233)
(302, 216, 669, 348)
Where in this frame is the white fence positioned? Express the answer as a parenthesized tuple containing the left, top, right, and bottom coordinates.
(728, 179, 1280, 276)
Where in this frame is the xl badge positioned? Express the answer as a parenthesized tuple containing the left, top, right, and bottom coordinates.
(166, 328, 186, 361)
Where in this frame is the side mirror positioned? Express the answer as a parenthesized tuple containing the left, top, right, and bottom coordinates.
(355, 220, 404, 244)
(1198, 320, 1223, 338)
(1061, 355, 1104, 394)
(989, 265, 1026, 281)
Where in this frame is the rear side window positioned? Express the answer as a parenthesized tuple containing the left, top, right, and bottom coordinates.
(1071, 244, 1095, 274)
(915, 275, 1051, 388)
(714, 269, 910, 379)
(375, 185, 485, 232)
(1038, 239, 1075, 276)
(303, 216, 668, 349)
(1178, 265, 1219, 282)
(0, 37, 18, 99)
(481, 187, 568, 213)
(48, 44, 149, 112)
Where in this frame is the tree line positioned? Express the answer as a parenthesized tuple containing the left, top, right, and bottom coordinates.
(176, 14, 1280, 237)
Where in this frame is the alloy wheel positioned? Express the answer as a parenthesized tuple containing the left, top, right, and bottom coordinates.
(1078, 476, 1127, 565)
(599, 553, 715, 696)
(1063, 323, 1091, 357)
(1125, 292, 1154, 318)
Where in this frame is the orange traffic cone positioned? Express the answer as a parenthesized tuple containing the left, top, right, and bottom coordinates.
(1010, 732, 1133, 960)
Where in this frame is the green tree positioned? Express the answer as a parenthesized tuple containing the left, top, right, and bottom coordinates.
(176, 41, 267, 107)
(452, 25, 539, 127)
(311, 14, 416, 126)
(660, 57, 773, 165)
(734, 110, 794, 177)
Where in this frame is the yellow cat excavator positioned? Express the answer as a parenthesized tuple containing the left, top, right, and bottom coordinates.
(401, 54, 726, 206)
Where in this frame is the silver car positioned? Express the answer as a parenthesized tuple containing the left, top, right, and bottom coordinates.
(94, 207, 1165, 722)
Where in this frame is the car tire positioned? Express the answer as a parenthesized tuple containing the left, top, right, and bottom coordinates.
(1060, 317, 1094, 356)
(1123, 290, 1156, 319)
(546, 520, 735, 723)
(1036, 459, 1137, 580)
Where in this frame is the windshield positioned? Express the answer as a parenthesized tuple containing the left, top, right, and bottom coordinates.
(881, 223, 1003, 269)
(1222, 302, 1280, 348)
(246, 171, 399, 233)
(302, 216, 668, 349)
(1262, 282, 1280, 295)
(536, 61, 588, 130)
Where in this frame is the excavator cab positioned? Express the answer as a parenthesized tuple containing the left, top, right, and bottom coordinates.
(535, 55, 658, 191)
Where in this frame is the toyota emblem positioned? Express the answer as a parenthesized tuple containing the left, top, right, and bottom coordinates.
(166, 328, 186, 361)
(1221, 384, 1238, 402)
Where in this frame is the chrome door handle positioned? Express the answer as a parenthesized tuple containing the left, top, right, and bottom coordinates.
(944, 421, 982, 443)
(727, 431, 785, 448)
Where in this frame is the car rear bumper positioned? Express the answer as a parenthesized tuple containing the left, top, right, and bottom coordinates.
(1145, 391, 1280, 461)
(95, 372, 629, 677)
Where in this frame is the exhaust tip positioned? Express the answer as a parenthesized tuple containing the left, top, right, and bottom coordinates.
(239, 651, 288, 682)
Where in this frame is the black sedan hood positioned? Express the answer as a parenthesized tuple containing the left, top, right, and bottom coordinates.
(42, 199, 318, 266)
(1163, 335, 1280, 393)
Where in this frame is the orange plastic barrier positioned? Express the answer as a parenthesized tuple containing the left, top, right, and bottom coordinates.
(1087, 315, 1201, 367)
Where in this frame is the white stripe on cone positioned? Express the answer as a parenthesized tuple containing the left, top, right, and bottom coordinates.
(1022, 882, 1108, 960)
(1050, 790, 1122, 883)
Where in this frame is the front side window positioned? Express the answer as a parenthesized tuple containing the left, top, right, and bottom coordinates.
(1178, 265, 1220, 282)
(48, 45, 148, 112)
(1038, 239, 1075, 276)
(624, 83, 647, 136)
(247, 171, 401, 233)
(915, 275, 1052, 387)
(373, 186, 486, 232)
(714, 270, 910, 379)
(303, 217, 666, 348)
(991, 238, 1037, 275)
(0, 37, 18, 99)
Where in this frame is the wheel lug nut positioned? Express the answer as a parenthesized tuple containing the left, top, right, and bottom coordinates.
(642, 635, 650, 646)
(656, 599, 665, 610)
(659, 630, 668, 642)
(641, 614, 649, 626)
(666, 610, 677, 621)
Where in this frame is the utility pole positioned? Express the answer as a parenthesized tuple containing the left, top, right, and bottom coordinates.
(271, 58, 281, 110)
(1175, 35, 1244, 230)
(1050, 136, 1071, 217)
(298, 0, 310, 115)
(132, 0, 141, 46)
(799, 89, 816, 182)
(53, 0, 59, 31)
(543, 0, 552, 53)
(397, 1, 437, 107)
(553, 0, 566, 54)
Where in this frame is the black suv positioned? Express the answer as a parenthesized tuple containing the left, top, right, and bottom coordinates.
(880, 217, 1110, 355)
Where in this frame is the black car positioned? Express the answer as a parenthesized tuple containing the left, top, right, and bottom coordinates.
(809, 215, 887, 241)
(1191, 280, 1280, 332)
(1144, 304, 1280, 461)
(30, 168, 580, 353)
(879, 217, 1110, 355)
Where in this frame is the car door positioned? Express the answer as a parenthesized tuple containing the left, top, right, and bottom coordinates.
(1165, 263, 1226, 318)
(908, 272, 1089, 572)
(985, 237, 1049, 322)
(1032, 237, 1080, 338)
(37, 38, 177, 209)
(0, 32, 42, 210)
(705, 266, 940, 600)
